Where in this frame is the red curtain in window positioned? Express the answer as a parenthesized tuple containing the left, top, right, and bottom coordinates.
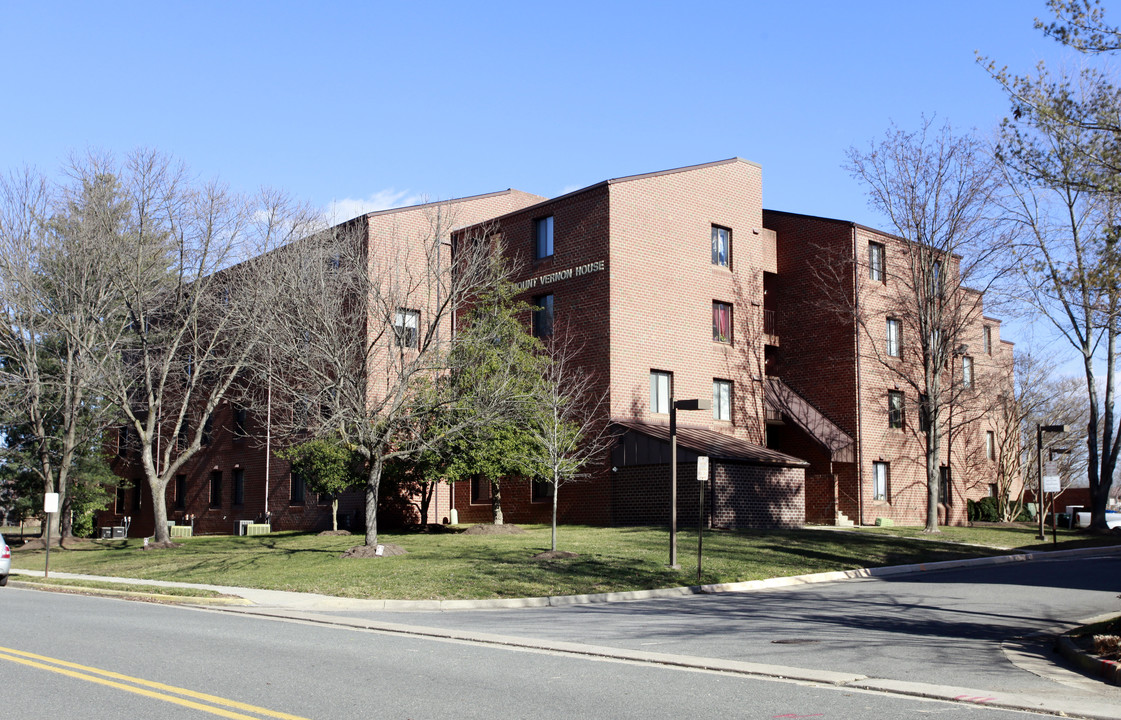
(713, 303, 731, 342)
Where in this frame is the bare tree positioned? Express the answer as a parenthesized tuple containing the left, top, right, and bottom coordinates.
(518, 331, 611, 552)
(987, 1, 1121, 531)
(0, 166, 125, 544)
(264, 206, 513, 548)
(88, 151, 318, 545)
(842, 119, 1009, 531)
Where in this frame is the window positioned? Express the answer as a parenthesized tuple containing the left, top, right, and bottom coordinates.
(989, 483, 998, 498)
(535, 216, 554, 259)
(532, 294, 554, 337)
(888, 390, 905, 429)
(202, 414, 213, 446)
(650, 371, 672, 414)
(394, 308, 419, 349)
(233, 468, 245, 506)
(131, 484, 142, 512)
(209, 471, 222, 508)
(177, 418, 189, 450)
(175, 474, 187, 510)
(712, 302, 732, 344)
(712, 225, 731, 267)
(886, 318, 901, 357)
(939, 466, 951, 505)
(962, 356, 973, 388)
(931, 260, 942, 296)
(290, 469, 306, 505)
(872, 461, 889, 501)
(531, 479, 553, 502)
(986, 430, 995, 461)
(713, 380, 732, 421)
(983, 325, 992, 355)
(233, 406, 248, 438)
(869, 242, 885, 282)
(918, 394, 929, 432)
(470, 476, 492, 504)
(117, 426, 130, 458)
(115, 485, 126, 514)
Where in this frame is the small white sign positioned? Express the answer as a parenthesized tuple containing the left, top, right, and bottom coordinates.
(44, 493, 59, 513)
(375, 544, 384, 557)
(697, 456, 709, 482)
(1042, 462, 1061, 493)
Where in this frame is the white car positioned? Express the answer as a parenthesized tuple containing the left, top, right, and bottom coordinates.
(0, 533, 10, 586)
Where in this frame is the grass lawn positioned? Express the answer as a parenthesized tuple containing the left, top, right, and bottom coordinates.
(11, 523, 1116, 601)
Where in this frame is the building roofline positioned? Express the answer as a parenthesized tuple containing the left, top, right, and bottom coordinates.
(763, 208, 965, 260)
(982, 315, 1003, 324)
(345, 188, 543, 224)
(465, 158, 761, 228)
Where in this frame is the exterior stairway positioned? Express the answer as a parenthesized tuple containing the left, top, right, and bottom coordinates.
(835, 511, 855, 528)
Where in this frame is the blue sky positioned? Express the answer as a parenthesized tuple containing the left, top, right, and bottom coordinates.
(1, 1, 1068, 225)
(0, 1, 1088, 363)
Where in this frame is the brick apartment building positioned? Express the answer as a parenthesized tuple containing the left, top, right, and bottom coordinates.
(99, 158, 1012, 536)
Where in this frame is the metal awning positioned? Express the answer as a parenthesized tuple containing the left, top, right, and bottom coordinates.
(610, 419, 810, 468)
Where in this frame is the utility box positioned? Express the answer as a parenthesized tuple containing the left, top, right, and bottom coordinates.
(875, 517, 894, 527)
(246, 523, 271, 536)
(237, 520, 253, 536)
(111, 526, 126, 538)
(99, 527, 113, 539)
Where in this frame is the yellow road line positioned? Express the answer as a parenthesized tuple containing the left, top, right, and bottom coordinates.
(0, 646, 311, 720)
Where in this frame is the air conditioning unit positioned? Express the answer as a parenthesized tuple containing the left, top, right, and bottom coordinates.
(111, 526, 126, 538)
(99, 527, 113, 539)
(237, 520, 253, 536)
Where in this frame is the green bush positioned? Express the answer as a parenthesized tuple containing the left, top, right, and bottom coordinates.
(71, 510, 96, 538)
(968, 497, 1001, 522)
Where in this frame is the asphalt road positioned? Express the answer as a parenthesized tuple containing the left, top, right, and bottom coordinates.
(306, 550, 1121, 703)
(1, 586, 1090, 720)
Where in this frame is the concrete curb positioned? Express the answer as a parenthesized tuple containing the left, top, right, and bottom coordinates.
(1056, 632, 1121, 687)
(8, 579, 252, 606)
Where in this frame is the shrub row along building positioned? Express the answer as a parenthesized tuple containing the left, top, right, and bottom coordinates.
(100, 158, 1013, 537)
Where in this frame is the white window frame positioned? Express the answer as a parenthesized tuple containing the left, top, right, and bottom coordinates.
(713, 380, 732, 421)
(872, 461, 889, 501)
(394, 308, 419, 348)
(962, 356, 973, 388)
(650, 371, 671, 415)
(712, 226, 731, 268)
(986, 430, 995, 461)
(886, 318, 901, 357)
(869, 242, 885, 282)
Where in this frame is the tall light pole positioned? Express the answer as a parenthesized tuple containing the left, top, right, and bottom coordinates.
(670, 396, 710, 568)
(1036, 423, 1069, 540)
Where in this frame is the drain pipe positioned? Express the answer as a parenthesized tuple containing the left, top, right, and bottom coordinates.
(852, 224, 865, 526)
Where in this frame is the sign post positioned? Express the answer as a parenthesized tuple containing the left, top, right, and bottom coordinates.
(43, 492, 59, 579)
(697, 456, 709, 582)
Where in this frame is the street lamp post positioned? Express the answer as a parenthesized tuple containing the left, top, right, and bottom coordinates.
(1036, 424, 1069, 541)
(670, 396, 710, 568)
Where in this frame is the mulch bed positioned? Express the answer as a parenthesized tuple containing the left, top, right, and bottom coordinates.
(340, 543, 407, 559)
(532, 550, 579, 560)
(318, 530, 352, 536)
(460, 523, 526, 536)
